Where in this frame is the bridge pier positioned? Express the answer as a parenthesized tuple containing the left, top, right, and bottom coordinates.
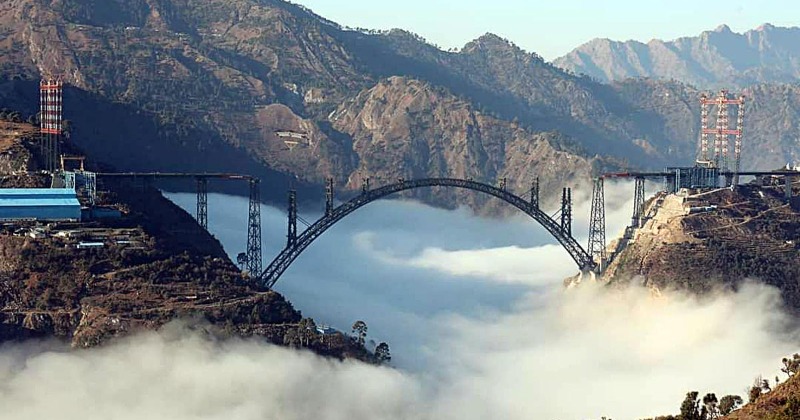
(196, 177, 208, 230)
(325, 178, 334, 217)
(361, 177, 370, 195)
(561, 187, 572, 235)
(530, 177, 540, 209)
(287, 189, 298, 247)
(632, 177, 645, 228)
(588, 178, 606, 269)
(246, 179, 262, 279)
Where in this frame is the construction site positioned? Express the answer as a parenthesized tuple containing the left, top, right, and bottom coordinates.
(0, 78, 265, 280)
(584, 90, 800, 297)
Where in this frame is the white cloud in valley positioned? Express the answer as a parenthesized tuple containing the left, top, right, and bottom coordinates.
(0, 182, 796, 420)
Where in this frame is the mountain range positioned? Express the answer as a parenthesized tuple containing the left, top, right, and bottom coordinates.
(555, 24, 800, 89)
(0, 0, 799, 209)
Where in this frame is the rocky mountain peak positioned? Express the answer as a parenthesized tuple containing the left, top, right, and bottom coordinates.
(555, 23, 800, 88)
(756, 23, 776, 32)
(462, 33, 519, 54)
(713, 23, 733, 33)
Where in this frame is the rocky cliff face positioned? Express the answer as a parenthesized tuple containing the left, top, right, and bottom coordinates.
(602, 183, 800, 311)
(555, 24, 800, 89)
(329, 76, 614, 209)
(0, 121, 34, 174)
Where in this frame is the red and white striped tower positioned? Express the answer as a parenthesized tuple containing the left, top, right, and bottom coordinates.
(714, 90, 728, 169)
(39, 77, 63, 173)
(697, 90, 745, 185)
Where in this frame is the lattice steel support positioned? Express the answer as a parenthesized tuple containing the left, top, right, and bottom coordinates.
(246, 179, 262, 279)
(561, 187, 572, 235)
(196, 177, 208, 230)
(632, 177, 645, 228)
(530, 177, 540, 209)
(362, 177, 370, 195)
(715, 90, 729, 170)
(63, 171, 76, 190)
(733, 95, 745, 187)
(700, 90, 745, 175)
(287, 189, 298, 247)
(86, 172, 97, 205)
(325, 178, 334, 217)
(699, 94, 710, 163)
(587, 178, 606, 269)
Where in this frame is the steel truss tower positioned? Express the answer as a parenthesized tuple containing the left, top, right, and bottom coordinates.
(699, 90, 745, 185)
(246, 179, 262, 279)
(733, 96, 746, 187)
(361, 177, 370, 195)
(85, 171, 97, 205)
(40, 78, 63, 173)
(530, 177, 540, 209)
(560, 187, 572, 235)
(325, 178, 334, 217)
(196, 177, 208, 230)
(587, 178, 606, 267)
(287, 189, 298, 247)
(632, 177, 645, 228)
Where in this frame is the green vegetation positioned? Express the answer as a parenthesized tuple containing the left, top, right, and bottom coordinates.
(644, 352, 800, 419)
(351, 320, 368, 346)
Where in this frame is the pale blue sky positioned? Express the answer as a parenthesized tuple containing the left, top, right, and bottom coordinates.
(292, 0, 798, 60)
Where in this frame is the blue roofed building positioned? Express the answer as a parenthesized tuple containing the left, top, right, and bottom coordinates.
(0, 188, 81, 221)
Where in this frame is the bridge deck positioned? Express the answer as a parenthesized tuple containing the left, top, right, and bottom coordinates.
(95, 172, 255, 180)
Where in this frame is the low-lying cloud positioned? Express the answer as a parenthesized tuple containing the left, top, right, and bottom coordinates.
(0, 182, 795, 419)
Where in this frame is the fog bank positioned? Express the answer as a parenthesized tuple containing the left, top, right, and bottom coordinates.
(0, 183, 795, 419)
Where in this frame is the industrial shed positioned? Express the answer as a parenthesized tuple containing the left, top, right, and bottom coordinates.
(0, 188, 81, 221)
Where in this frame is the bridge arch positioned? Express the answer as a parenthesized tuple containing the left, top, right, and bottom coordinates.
(261, 178, 595, 289)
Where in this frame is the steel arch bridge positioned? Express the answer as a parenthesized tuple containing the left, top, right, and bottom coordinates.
(260, 178, 595, 289)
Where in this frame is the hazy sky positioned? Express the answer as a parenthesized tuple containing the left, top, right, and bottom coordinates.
(292, 0, 798, 60)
